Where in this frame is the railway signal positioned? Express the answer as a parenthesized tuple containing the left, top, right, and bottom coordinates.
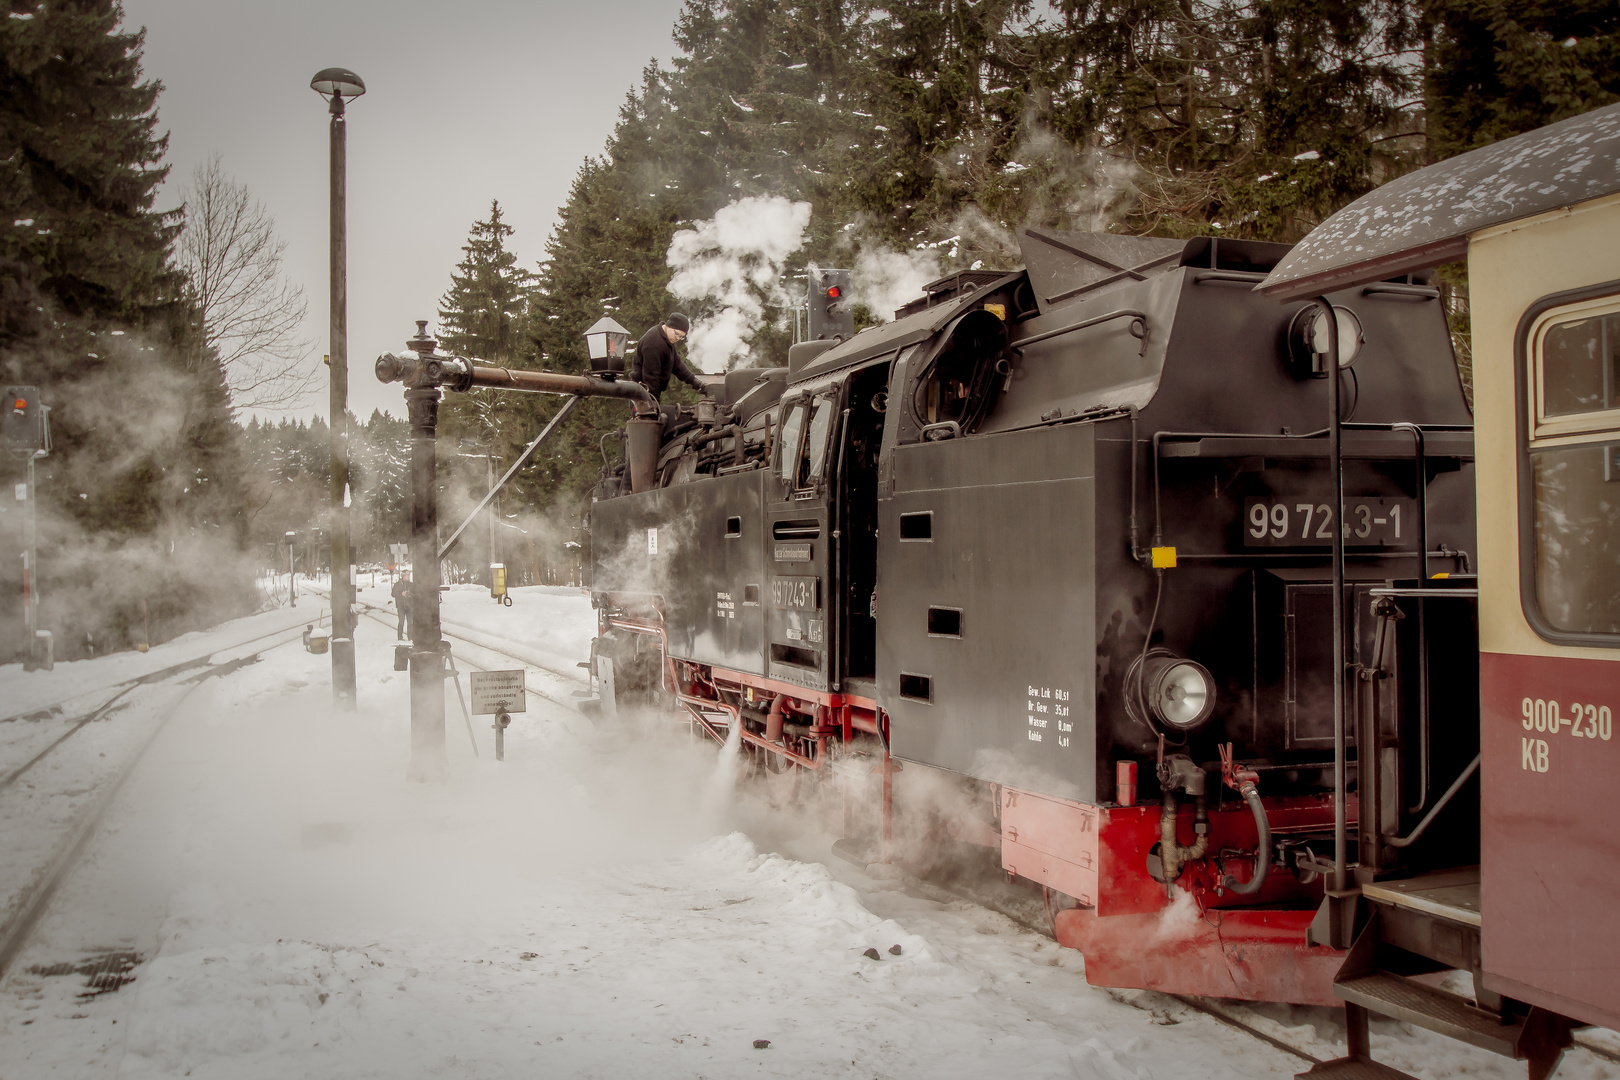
(6, 386, 51, 670)
(808, 268, 852, 342)
(4, 386, 46, 452)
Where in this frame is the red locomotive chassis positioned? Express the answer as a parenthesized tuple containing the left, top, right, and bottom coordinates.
(1481, 651, 1620, 1030)
(1004, 786, 1348, 1005)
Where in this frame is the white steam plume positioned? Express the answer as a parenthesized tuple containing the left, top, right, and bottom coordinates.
(666, 196, 811, 371)
(849, 247, 938, 323)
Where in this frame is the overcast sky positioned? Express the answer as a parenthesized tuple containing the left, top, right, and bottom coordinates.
(122, 0, 687, 421)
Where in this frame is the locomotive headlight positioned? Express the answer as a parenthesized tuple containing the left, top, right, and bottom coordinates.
(1142, 655, 1216, 731)
(1288, 304, 1363, 377)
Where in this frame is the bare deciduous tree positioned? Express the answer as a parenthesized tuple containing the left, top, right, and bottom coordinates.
(177, 155, 316, 411)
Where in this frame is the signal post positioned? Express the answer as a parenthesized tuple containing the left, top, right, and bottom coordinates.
(5, 387, 50, 670)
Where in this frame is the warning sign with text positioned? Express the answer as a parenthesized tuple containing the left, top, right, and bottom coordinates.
(469, 669, 527, 714)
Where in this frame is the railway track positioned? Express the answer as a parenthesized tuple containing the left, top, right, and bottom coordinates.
(115, 590, 1618, 1076)
(365, 594, 1620, 1076)
(0, 621, 309, 979)
(320, 586, 594, 719)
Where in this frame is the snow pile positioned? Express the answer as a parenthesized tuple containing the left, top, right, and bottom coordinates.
(8, 598, 1618, 1079)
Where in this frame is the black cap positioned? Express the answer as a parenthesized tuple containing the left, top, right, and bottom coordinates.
(665, 312, 690, 333)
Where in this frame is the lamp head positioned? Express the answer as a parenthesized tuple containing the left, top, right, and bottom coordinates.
(311, 68, 366, 104)
(583, 316, 631, 376)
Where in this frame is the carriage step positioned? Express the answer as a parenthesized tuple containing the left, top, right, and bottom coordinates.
(1296, 1055, 1416, 1080)
(1336, 972, 1522, 1057)
(831, 838, 876, 868)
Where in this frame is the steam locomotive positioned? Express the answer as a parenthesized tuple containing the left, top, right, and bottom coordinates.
(575, 107, 1620, 1079)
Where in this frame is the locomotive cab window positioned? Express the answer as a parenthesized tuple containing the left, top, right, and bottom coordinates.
(777, 396, 835, 490)
(776, 401, 806, 485)
(801, 397, 835, 486)
(1524, 292, 1620, 641)
(912, 307, 1008, 438)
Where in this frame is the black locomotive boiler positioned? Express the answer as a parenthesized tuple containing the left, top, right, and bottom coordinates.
(586, 227, 1478, 1006)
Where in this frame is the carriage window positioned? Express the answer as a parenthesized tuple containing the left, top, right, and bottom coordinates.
(1530, 443, 1620, 635)
(802, 398, 835, 485)
(776, 402, 806, 484)
(1540, 313, 1620, 419)
(1526, 297, 1620, 640)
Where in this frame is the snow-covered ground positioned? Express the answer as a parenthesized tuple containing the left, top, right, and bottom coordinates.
(1, 586, 1615, 1079)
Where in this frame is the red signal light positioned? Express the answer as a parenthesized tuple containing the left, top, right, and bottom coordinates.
(12, 399, 25, 411)
(826, 286, 841, 300)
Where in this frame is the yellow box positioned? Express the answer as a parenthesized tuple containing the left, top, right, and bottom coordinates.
(1151, 546, 1177, 569)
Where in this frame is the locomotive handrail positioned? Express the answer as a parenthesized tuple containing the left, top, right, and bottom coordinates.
(1361, 282, 1441, 299)
(1011, 308, 1150, 357)
(1385, 753, 1480, 848)
(920, 420, 961, 441)
(1158, 428, 1473, 459)
(1192, 269, 1267, 285)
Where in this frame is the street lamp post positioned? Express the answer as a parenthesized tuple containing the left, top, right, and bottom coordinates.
(311, 67, 365, 710)
(286, 530, 298, 607)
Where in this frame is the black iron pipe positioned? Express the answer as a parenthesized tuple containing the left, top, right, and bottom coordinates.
(405, 385, 447, 783)
(375, 352, 657, 409)
(466, 364, 656, 407)
(1320, 295, 1348, 897)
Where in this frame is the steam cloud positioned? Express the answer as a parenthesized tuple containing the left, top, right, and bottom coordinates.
(848, 248, 938, 324)
(666, 196, 812, 371)
(1, 334, 261, 660)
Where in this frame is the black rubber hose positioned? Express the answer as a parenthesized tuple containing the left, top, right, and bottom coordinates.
(1223, 785, 1271, 895)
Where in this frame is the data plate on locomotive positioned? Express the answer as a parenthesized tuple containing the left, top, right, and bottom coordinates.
(770, 576, 820, 610)
(1243, 497, 1416, 547)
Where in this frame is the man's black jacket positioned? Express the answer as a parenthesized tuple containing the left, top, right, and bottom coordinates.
(633, 324, 701, 396)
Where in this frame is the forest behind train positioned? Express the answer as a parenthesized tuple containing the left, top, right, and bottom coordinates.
(1, 0, 1616, 663)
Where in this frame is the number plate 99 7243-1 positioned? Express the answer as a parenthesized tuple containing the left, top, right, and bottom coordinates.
(1243, 497, 1416, 547)
(770, 576, 820, 610)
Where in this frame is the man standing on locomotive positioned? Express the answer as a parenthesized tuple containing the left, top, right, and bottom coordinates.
(631, 313, 703, 402)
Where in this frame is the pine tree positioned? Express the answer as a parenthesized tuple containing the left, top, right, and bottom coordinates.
(437, 200, 532, 364)
(1423, 0, 1620, 160)
(0, 1, 262, 662)
(0, 0, 181, 324)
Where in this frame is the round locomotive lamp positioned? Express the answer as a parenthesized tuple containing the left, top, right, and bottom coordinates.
(584, 316, 630, 377)
(1141, 654, 1217, 731)
(1288, 304, 1363, 377)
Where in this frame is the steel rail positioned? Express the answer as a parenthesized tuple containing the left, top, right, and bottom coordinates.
(342, 594, 589, 717)
(0, 628, 307, 979)
(0, 622, 310, 795)
(0, 619, 312, 727)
